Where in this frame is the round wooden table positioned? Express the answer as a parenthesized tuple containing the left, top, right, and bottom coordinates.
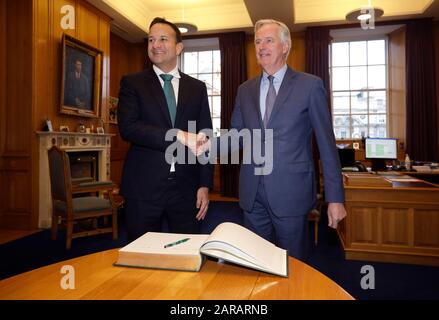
(0, 249, 353, 300)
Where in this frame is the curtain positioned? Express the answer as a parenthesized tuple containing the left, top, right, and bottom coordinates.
(305, 26, 332, 195)
(305, 27, 331, 105)
(405, 19, 438, 161)
(218, 32, 247, 197)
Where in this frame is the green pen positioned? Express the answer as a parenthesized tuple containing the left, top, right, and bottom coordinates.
(164, 237, 190, 248)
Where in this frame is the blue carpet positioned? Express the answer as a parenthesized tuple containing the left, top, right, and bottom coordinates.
(1, 201, 438, 299)
(307, 211, 439, 300)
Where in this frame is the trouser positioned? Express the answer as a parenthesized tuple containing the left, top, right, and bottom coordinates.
(124, 172, 200, 243)
(243, 177, 309, 262)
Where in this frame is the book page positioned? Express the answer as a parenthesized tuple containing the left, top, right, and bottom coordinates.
(200, 223, 287, 276)
(119, 232, 209, 256)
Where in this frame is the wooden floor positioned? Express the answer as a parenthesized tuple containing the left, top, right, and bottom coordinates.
(0, 193, 238, 245)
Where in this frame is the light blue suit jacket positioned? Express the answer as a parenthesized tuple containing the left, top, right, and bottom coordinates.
(219, 67, 344, 217)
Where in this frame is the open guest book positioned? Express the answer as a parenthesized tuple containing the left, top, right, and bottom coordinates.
(114, 222, 288, 277)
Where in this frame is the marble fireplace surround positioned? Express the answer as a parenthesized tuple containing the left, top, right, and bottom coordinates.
(37, 131, 113, 228)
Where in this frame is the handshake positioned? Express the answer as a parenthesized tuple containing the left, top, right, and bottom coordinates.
(177, 130, 211, 156)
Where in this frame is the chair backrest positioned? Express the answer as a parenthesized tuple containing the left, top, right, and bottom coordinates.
(48, 146, 72, 201)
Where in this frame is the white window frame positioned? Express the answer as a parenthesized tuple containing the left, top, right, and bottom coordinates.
(180, 38, 221, 136)
(329, 36, 389, 140)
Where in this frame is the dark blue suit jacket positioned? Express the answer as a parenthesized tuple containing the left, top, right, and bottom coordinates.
(222, 67, 344, 217)
(118, 68, 213, 202)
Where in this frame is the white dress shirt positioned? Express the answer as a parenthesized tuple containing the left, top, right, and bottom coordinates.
(153, 64, 181, 172)
(259, 64, 288, 120)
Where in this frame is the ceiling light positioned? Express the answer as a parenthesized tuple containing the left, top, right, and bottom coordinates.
(174, 3, 197, 34)
(175, 22, 197, 34)
(346, 7, 384, 22)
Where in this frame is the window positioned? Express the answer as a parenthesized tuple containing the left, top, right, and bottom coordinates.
(181, 38, 221, 136)
(330, 39, 388, 139)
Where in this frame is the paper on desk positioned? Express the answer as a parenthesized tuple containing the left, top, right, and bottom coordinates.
(387, 178, 421, 182)
(412, 166, 432, 172)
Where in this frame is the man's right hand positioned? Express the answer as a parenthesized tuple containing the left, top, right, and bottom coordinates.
(177, 131, 210, 156)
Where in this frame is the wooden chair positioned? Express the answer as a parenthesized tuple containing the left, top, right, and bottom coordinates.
(308, 193, 323, 245)
(48, 146, 118, 249)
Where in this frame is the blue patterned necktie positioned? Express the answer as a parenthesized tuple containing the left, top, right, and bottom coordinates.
(264, 75, 276, 127)
(160, 74, 177, 127)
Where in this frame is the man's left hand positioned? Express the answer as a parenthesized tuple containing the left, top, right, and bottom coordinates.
(196, 187, 209, 220)
(327, 203, 347, 229)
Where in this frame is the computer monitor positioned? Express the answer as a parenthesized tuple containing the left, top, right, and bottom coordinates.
(338, 148, 356, 168)
(365, 138, 398, 171)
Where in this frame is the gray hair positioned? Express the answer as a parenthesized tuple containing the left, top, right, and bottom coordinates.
(254, 19, 292, 57)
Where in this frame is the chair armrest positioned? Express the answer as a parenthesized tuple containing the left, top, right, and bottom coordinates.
(72, 181, 115, 194)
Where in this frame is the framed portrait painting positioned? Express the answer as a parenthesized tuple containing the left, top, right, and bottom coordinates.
(60, 34, 103, 118)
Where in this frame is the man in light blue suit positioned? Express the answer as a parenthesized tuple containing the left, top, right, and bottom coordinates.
(182, 19, 347, 261)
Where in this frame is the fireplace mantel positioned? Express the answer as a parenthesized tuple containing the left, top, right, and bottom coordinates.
(37, 131, 114, 228)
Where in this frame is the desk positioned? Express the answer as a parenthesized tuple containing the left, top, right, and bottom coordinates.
(0, 249, 353, 300)
(340, 173, 439, 266)
(405, 171, 439, 184)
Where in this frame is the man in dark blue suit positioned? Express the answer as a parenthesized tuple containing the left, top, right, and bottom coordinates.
(186, 19, 346, 261)
(117, 17, 213, 242)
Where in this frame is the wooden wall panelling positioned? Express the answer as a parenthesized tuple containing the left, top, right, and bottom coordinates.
(6, 0, 33, 154)
(99, 16, 111, 129)
(49, 0, 76, 133)
(108, 33, 145, 186)
(39, 0, 109, 133)
(10, 0, 112, 230)
(245, 35, 258, 79)
(32, 0, 53, 229)
(342, 186, 439, 266)
(109, 33, 129, 96)
(0, 0, 7, 225)
(288, 32, 306, 72)
(413, 209, 439, 247)
(350, 206, 378, 244)
(77, 1, 99, 49)
(1, 163, 31, 229)
(0, 0, 33, 229)
(381, 208, 409, 246)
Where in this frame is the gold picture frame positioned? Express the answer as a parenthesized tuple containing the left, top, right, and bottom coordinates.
(60, 34, 102, 118)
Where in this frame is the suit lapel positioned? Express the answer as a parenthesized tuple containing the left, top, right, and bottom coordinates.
(250, 75, 264, 129)
(267, 68, 297, 127)
(175, 71, 189, 127)
(144, 69, 173, 127)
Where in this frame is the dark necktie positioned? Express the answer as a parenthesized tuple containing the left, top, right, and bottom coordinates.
(264, 75, 276, 127)
(160, 74, 177, 127)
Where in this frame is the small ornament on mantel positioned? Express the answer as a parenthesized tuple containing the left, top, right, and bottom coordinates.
(77, 123, 86, 133)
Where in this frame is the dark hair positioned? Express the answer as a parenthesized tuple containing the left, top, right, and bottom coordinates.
(149, 17, 182, 43)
